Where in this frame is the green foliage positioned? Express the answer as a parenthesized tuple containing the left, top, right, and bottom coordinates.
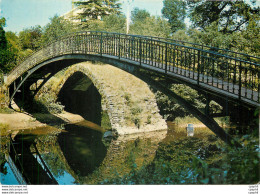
(37, 93, 64, 114)
(0, 17, 17, 73)
(188, 24, 236, 49)
(0, 47, 17, 73)
(240, 18, 260, 56)
(162, 0, 186, 32)
(187, 21, 260, 56)
(130, 106, 143, 128)
(0, 24, 7, 50)
(129, 14, 171, 38)
(187, 0, 260, 34)
(101, 110, 112, 130)
(131, 8, 150, 23)
(41, 15, 78, 44)
(103, 14, 126, 33)
(171, 29, 193, 42)
(155, 84, 206, 120)
(0, 107, 15, 114)
(123, 92, 131, 105)
(18, 25, 42, 50)
(26, 93, 64, 114)
(0, 17, 6, 28)
(0, 123, 10, 136)
(86, 13, 126, 33)
(73, 0, 121, 26)
(147, 115, 152, 124)
(0, 153, 7, 175)
(160, 0, 259, 56)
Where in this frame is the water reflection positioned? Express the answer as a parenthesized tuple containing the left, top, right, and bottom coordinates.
(57, 123, 107, 177)
(1, 120, 258, 185)
(5, 134, 58, 185)
(1, 122, 170, 185)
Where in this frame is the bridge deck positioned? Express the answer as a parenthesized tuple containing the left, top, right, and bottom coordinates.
(6, 31, 260, 107)
(105, 54, 259, 107)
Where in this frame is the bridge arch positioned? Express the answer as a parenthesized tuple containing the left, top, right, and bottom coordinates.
(5, 31, 259, 144)
(34, 62, 168, 135)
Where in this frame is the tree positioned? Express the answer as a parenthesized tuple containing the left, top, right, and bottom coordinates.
(0, 18, 7, 50)
(41, 15, 77, 44)
(129, 8, 171, 38)
(240, 17, 260, 56)
(171, 30, 192, 42)
(102, 13, 126, 33)
(188, 0, 260, 34)
(131, 8, 150, 23)
(86, 13, 126, 33)
(0, 17, 17, 73)
(162, 0, 186, 32)
(73, 0, 121, 26)
(18, 25, 42, 50)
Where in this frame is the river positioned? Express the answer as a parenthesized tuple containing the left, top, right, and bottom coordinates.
(0, 120, 259, 185)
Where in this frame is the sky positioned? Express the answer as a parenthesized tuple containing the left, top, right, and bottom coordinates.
(0, 0, 164, 33)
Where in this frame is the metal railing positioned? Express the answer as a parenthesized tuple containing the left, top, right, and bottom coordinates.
(7, 31, 260, 105)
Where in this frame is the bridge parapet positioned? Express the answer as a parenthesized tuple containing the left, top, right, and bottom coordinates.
(7, 31, 260, 106)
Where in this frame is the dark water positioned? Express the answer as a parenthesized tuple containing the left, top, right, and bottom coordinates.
(0, 121, 109, 185)
(0, 121, 171, 185)
(1, 121, 259, 185)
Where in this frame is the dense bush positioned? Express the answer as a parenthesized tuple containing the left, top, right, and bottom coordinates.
(154, 84, 207, 120)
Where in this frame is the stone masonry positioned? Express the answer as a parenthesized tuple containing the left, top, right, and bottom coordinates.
(41, 62, 167, 135)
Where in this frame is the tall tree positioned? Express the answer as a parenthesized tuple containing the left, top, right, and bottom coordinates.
(0, 18, 7, 50)
(162, 0, 186, 32)
(188, 0, 260, 34)
(73, 0, 121, 24)
(0, 17, 17, 73)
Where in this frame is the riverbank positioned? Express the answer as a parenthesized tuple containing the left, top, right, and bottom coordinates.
(0, 111, 85, 133)
(0, 109, 215, 137)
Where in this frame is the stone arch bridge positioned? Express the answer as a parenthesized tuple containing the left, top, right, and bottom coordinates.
(4, 31, 260, 145)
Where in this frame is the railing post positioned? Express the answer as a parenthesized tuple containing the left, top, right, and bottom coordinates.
(252, 66, 260, 102)
(100, 32, 103, 56)
(139, 38, 142, 66)
(118, 34, 121, 59)
(165, 42, 168, 74)
(197, 50, 200, 85)
(239, 61, 242, 100)
(151, 37, 154, 66)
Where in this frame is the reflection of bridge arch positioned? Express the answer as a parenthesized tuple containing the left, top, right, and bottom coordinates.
(45, 122, 108, 184)
(40, 125, 168, 185)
